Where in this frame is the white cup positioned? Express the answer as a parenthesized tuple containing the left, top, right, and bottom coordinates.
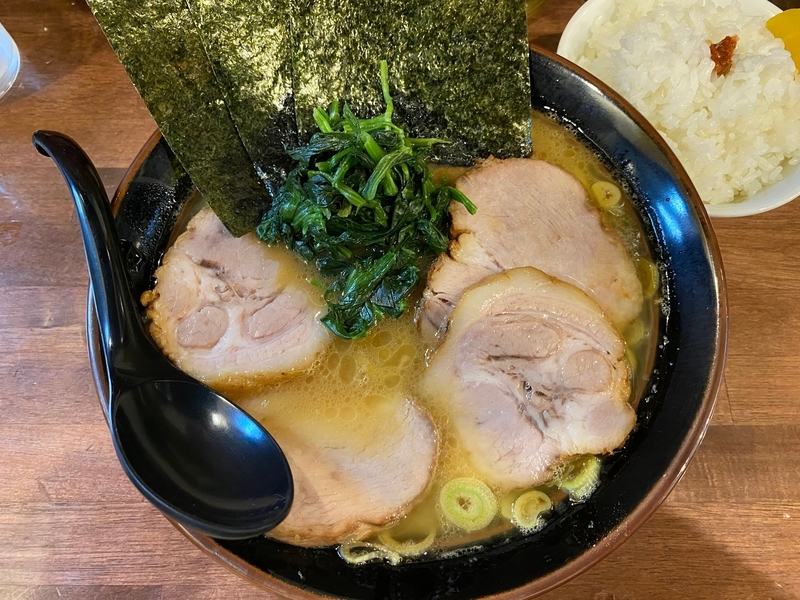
(0, 22, 20, 98)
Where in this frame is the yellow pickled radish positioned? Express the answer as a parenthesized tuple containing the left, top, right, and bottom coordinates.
(766, 9, 800, 70)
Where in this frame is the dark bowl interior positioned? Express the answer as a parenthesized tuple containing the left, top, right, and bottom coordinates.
(88, 47, 727, 599)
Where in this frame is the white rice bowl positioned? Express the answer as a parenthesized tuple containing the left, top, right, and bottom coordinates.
(557, 0, 800, 216)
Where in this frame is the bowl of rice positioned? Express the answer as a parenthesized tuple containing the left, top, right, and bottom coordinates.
(557, 0, 800, 217)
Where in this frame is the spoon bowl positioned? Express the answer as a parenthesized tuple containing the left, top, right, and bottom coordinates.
(33, 130, 293, 540)
(113, 379, 293, 538)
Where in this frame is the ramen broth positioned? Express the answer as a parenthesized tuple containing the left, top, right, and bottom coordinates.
(222, 111, 658, 559)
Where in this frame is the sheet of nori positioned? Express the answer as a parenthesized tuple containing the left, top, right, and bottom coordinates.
(291, 0, 531, 165)
(85, 0, 269, 236)
(184, 0, 297, 198)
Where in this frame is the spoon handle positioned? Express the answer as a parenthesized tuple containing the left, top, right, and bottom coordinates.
(32, 131, 149, 380)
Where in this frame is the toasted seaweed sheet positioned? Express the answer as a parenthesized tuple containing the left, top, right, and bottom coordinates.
(89, 0, 531, 235)
(184, 0, 297, 198)
(86, 0, 269, 236)
(291, 0, 531, 165)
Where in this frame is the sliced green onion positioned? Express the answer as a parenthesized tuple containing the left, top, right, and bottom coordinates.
(591, 181, 621, 208)
(499, 490, 518, 520)
(377, 527, 436, 557)
(338, 541, 401, 566)
(556, 455, 602, 502)
(439, 478, 498, 532)
(625, 345, 638, 376)
(636, 257, 659, 298)
(624, 319, 645, 346)
(511, 490, 552, 532)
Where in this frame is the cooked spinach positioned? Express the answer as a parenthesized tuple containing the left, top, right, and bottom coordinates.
(257, 62, 476, 340)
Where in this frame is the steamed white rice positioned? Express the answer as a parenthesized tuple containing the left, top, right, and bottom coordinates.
(577, 0, 800, 205)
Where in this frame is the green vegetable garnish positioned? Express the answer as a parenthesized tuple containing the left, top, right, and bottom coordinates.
(377, 527, 436, 557)
(555, 455, 602, 502)
(257, 61, 476, 339)
(338, 540, 401, 566)
(438, 478, 498, 532)
(511, 489, 552, 532)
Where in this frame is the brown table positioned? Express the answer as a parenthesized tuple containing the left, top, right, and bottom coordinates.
(1, 1, 799, 598)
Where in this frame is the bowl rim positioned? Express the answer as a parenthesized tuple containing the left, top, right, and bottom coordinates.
(87, 45, 728, 600)
(555, 0, 799, 218)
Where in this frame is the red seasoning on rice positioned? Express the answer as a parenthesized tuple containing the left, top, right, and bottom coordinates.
(709, 35, 738, 77)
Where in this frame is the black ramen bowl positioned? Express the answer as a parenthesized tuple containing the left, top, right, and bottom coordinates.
(86, 47, 727, 599)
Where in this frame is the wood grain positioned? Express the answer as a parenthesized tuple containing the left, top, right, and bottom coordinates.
(1, 0, 799, 598)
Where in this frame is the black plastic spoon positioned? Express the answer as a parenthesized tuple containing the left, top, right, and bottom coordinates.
(33, 130, 293, 539)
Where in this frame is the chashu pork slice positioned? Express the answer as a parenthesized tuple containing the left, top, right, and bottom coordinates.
(421, 158, 643, 343)
(141, 207, 331, 386)
(421, 267, 635, 490)
(238, 392, 438, 547)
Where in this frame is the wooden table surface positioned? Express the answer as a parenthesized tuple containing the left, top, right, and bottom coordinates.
(1, 1, 799, 598)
